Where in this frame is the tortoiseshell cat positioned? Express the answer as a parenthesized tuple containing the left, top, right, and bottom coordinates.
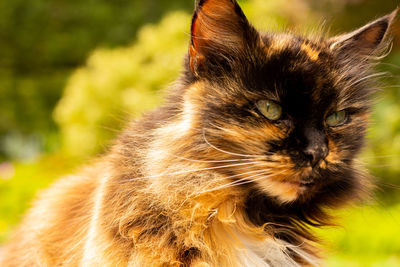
(0, 0, 397, 266)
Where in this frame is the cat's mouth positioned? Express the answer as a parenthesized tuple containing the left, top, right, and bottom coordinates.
(256, 171, 319, 203)
(283, 178, 316, 191)
(290, 180, 315, 187)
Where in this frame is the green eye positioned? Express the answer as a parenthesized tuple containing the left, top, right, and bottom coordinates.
(326, 110, 348, 127)
(257, 100, 282, 121)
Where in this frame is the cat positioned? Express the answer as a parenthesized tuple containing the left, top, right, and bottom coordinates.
(0, 0, 397, 266)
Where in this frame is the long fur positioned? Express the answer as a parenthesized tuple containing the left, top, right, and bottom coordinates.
(0, 1, 396, 266)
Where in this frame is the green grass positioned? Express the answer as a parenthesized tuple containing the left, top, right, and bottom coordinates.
(321, 203, 400, 266)
(1, 157, 399, 266)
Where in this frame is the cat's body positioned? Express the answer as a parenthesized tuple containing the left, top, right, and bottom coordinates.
(0, 0, 396, 266)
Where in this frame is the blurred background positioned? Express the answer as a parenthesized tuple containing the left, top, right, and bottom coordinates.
(0, 0, 399, 265)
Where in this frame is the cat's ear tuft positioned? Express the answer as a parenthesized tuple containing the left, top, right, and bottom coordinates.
(189, 0, 258, 76)
(330, 9, 397, 56)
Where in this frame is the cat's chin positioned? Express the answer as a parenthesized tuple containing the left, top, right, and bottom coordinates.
(258, 179, 314, 203)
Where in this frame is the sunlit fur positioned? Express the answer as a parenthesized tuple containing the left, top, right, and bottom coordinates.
(0, 0, 396, 266)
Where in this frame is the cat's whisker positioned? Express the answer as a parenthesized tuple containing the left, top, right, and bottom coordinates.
(228, 170, 288, 189)
(196, 172, 270, 195)
(376, 181, 400, 190)
(242, 170, 286, 184)
(369, 42, 393, 60)
(202, 128, 267, 158)
(119, 161, 264, 183)
(166, 152, 255, 163)
(3, 0, 397, 265)
(368, 164, 396, 168)
(212, 168, 270, 182)
(200, 173, 274, 194)
(378, 61, 400, 70)
(380, 85, 400, 89)
(195, 169, 270, 194)
(198, 170, 286, 195)
(347, 72, 390, 88)
(362, 154, 400, 159)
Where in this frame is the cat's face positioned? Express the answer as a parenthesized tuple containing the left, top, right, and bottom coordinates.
(182, 0, 395, 204)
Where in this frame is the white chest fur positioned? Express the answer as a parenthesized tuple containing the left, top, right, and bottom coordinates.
(209, 216, 319, 267)
(234, 232, 300, 267)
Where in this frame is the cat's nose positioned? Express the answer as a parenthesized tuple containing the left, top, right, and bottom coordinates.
(303, 145, 329, 167)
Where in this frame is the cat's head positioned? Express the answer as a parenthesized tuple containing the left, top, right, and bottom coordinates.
(174, 0, 396, 205)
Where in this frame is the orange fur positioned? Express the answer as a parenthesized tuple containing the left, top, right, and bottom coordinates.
(0, 0, 395, 266)
(300, 43, 320, 61)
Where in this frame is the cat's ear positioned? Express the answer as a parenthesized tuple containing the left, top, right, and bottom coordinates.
(189, 0, 258, 76)
(329, 9, 397, 57)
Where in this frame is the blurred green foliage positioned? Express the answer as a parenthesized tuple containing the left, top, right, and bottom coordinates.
(320, 204, 400, 266)
(54, 12, 191, 156)
(0, 0, 193, 160)
(1, 0, 400, 265)
(333, 204, 400, 257)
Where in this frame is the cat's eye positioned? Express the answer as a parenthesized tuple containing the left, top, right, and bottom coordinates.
(326, 110, 348, 127)
(256, 100, 282, 121)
